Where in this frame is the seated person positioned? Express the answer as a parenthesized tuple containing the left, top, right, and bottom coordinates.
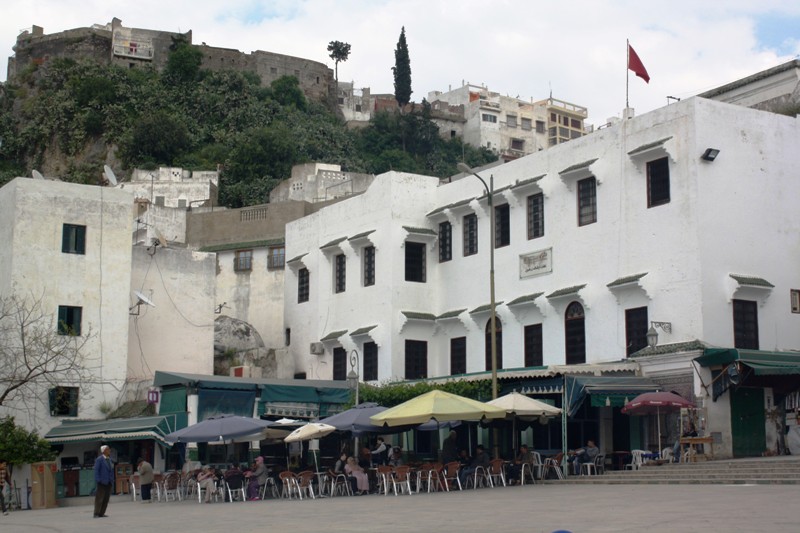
(457, 448, 471, 467)
(458, 445, 490, 486)
(197, 466, 217, 503)
(334, 453, 357, 494)
(223, 463, 244, 501)
(245, 456, 269, 500)
(388, 447, 404, 467)
(672, 421, 698, 462)
(344, 456, 370, 495)
(358, 446, 373, 469)
(568, 440, 599, 474)
(506, 444, 534, 484)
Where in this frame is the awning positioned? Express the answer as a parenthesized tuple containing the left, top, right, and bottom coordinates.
(565, 375, 661, 417)
(695, 348, 800, 375)
(44, 415, 178, 446)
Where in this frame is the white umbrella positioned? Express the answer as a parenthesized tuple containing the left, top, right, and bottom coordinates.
(284, 422, 336, 443)
(487, 392, 562, 451)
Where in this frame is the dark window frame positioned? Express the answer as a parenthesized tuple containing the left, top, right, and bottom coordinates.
(450, 337, 467, 375)
(363, 341, 378, 381)
(439, 221, 452, 262)
(647, 157, 670, 208)
(405, 340, 428, 380)
(61, 224, 86, 255)
(363, 246, 376, 287)
(332, 347, 347, 380)
(463, 214, 478, 256)
(267, 246, 285, 269)
(57, 305, 82, 336)
(564, 301, 586, 364)
(733, 299, 759, 349)
(334, 254, 346, 293)
(625, 306, 649, 356)
(524, 323, 543, 367)
(297, 268, 310, 303)
(49, 386, 79, 417)
(577, 177, 597, 226)
(404, 242, 426, 283)
(484, 318, 504, 371)
(494, 204, 510, 248)
(527, 193, 544, 240)
(234, 249, 253, 272)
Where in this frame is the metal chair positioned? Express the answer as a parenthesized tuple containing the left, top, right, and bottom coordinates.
(487, 459, 507, 487)
(543, 453, 564, 480)
(259, 477, 280, 499)
(224, 473, 246, 502)
(416, 463, 444, 493)
(327, 470, 352, 497)
(129, 473, 140, 501)
(442, 461, 462, 491)
(376, 465, 394, 496)
(391, 465, 413, 496)
(279, 471, 300, 499)
(161, 471, 183, 501)
(464, 466, 491, 489)
(296, 470, 316, 500)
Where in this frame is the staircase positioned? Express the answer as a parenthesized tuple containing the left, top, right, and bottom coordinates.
(545, 456, 800, 485)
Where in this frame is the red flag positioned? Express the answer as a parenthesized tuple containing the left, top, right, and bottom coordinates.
(628, 44, 650, 83)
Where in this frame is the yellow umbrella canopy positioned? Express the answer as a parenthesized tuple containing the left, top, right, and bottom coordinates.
(369, 390, 507, 427)
(487, 392, 562, 418)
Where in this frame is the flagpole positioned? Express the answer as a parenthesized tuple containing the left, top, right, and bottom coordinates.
(626, 38, 630, 109)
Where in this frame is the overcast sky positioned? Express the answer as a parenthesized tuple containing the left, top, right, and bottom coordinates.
(2, 0, 799, 126)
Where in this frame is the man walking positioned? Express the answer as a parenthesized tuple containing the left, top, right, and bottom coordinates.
(93, 445, 114, 518)
(0, 458, 10, 516)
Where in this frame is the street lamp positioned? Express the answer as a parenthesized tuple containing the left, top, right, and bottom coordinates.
(457, 162, 498, 403)
(347, 349, 360, 454)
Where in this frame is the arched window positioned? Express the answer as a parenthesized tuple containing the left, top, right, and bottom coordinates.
(564, 301, 586, 365)
(484, 317, 503, 371)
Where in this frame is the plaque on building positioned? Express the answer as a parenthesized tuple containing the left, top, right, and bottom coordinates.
(520, 247, 552, 278)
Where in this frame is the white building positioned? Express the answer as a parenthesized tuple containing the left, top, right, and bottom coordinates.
(284, 96, 800, 457)
(128, 167, 219, 209)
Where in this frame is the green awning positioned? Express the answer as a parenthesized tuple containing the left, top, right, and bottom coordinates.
(44, 415, 178, 446)
(565, 375, 660, 417)
(695, 348, 800, 375)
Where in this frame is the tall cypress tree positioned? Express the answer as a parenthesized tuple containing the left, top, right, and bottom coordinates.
(392, 26, 412, 110)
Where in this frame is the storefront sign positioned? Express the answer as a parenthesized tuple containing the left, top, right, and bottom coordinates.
(520, 247, 553, 278)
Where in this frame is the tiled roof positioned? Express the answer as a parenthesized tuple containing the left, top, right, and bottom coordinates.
(730, 274, 774, 288)
(348, 230, 375, 241)
(507, 292, 544, 306)
(470, 302, 504, 314)
(607, 273, 648, 288)
(401, 311, 437, 321)
(320, 330, 348, 341)
(546, 284, 587, 298)
(199, 238, 285, 253)
(627, 136, 673, 156)
(437, 309, 466, 319)
(350, 325, 377, 336)
(403, 226, 438, 236)
(559, 159, 598, 175)
(320, 236, 347, 250)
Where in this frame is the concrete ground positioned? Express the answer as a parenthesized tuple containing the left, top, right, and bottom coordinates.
(3, 483, 795, 533)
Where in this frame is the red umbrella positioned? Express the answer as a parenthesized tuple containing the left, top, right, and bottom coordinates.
(621, 392, 695, 452)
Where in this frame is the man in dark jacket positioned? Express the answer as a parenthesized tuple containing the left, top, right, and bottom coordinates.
(93, 445, 114, 518)
(458, 445, 490, 486)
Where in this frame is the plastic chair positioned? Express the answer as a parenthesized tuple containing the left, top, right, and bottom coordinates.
(487, 459, 506, 487)
(130, 473, 140, 501)
(327, 470, 352, 497)
(259, 477, 279, 499)
(625, 450, 645, 471)
(224, 473, 246, 502)
(279, 471, 300, 499)
(580, 454, 602, 476)
(376, 465, 394, 496)
(442, 461, 462, 491)
(391, 465, 413, 496)
(465, 465, 491, 489)
(543, 453, 564, 480)
(417, 463, 444, 493)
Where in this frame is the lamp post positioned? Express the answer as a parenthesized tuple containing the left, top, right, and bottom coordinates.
(347, 349, 360, 453)
(457, 163, 499, 457)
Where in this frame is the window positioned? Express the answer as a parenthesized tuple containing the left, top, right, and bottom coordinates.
(577, 177, 597, 226)
(178, 199, 187, 208)
(524, 324, 543, 367)
(647, 157, 670, 207)
(571, 118, 582, 129)
(363, 246, 375, 286)
(439, 222, 452, 262)
(792, 290, 800, 313)
(363, 341, 378, 381)
(297, 268, 310, 303)
(463, 214, 478, 256)
(507, 114, 517, 127)
(564, 302, 586, 364)
(57, 306, 82, 336)
(482, 113, 498, 123)
(405, 242, 426, 282)
(625, 307, 648, 356)
(62, 224, 86, 254)
(450, 337, 467, 375)
(234, 250, 253, 272)
(268, 246, 285, 269)
(334, 254, 346, 293)
(355, 104, 362, 112)
(527, 193, 544, 239)
(285, 328, 291, 346)
(733, 299, 759, 349)
(511, 139, 524, 151)
(494, 204, 510, 248)
(333, 347, 347, 380)
(484, 318, 503, 371)
(522, 118, 533, 131)
(155, 196, 165, 206)
(405, 340, 428, 379)
(49, 386, 79, 417)
(535, 120, 545, 133)
(270, 67, 278, 74)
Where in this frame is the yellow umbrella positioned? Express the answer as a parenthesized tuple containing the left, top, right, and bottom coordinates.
(369, 390, 507, 427)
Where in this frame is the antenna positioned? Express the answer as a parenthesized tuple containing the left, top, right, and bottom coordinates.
(103, 165, 118, 186)
(129, 290, 156, 315)
(32, 169, 45, 180)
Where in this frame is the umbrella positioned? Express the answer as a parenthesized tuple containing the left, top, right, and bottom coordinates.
(487, 392, 562, 451)
(319, 402, 388, 435)
(165, 415, 274, 443)
(369, 390, 506, 427)
(284, 422, 337, 443)
(621, 391, 696, 452)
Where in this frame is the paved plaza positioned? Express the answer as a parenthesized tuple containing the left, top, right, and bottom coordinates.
(2, 483, 796, 533)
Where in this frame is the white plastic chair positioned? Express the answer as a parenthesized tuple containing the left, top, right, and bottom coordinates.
(624, 450, 645, 471)
(487, 459, 506, 487)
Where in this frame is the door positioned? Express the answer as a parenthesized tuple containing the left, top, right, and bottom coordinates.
(730, 387, 765, 457)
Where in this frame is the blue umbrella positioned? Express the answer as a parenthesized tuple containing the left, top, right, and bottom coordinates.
(165, 415, 274, 443)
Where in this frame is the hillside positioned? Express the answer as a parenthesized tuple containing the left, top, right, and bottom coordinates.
(0, 43, 496, 207)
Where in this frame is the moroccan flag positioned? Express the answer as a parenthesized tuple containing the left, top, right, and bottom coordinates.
(628, 44, 650, 83)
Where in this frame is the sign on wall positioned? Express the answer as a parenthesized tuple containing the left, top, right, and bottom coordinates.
(520, 247, 553, 278)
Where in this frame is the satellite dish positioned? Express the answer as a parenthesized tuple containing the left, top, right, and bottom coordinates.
(103, 165, 118, 186)
(154, 228, 168, 248)
(727, 363, 741, 385)
(134, 290, 156, 308)
(32, 169, 45, 180)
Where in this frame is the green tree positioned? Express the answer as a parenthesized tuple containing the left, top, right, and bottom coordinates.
(0, 417, 56, 465)
(165, 42, 203, 83)
(269, 76, 307, 111)
(124, 110, 192, 166)
(327, 41, 351, 82)
(392, 26, 412, 110)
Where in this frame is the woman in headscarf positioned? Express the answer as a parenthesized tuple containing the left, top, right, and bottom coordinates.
(246, 456, 269, 500)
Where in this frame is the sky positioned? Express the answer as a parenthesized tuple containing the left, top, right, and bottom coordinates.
(1, 0, 799, 127)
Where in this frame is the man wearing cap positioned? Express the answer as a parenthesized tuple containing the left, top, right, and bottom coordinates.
(93, 445, 114, 518)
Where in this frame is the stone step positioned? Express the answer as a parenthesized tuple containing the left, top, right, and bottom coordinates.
(547, 478, 800, 485)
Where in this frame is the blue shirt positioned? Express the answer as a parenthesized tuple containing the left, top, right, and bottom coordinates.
(94, 455, 114, 485)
